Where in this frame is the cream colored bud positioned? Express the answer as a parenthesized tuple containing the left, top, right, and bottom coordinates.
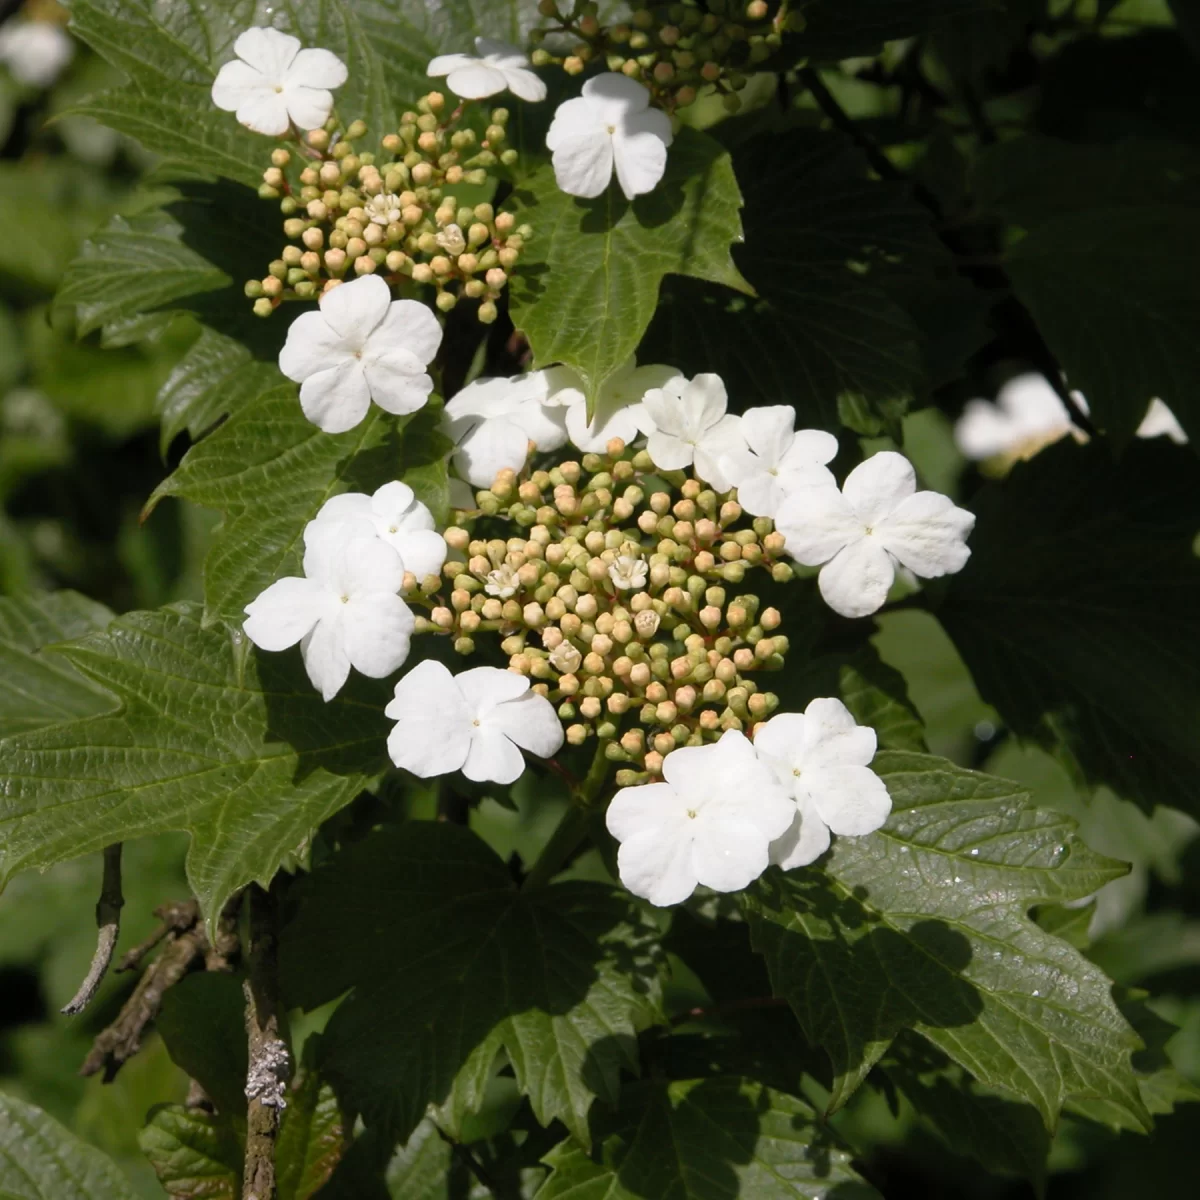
(578, 696, 601, 720)
(485, 267, 508, 290)
(549, 642, 582, 674)
(523, 602, 546, 628)
(698, 605, 721, 630)
(629, 662, 652, 688)
(576, 594, 598, 620)
(633, 610, 660, 639)
(561, 613, 583, 638)
(430, 606, 454, 630)
(481, 598, 503, 620)
(566, 724, 588, 745)
(733, 648, 755, 670)
(763, 532, 786, 556)
(591, 633, 614, 657)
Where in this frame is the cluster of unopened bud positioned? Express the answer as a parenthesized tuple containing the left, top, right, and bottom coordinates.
(531, 0, 800, 112)
(245, 97, 530, 323)
(415, 438, 796, 780)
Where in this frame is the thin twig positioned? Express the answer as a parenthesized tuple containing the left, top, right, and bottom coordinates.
(61, 844, 125, 1015)
(799, 66, 1098, 438)
(80, 900, 208, 1081)
(670, 996, 789, 1026)
(433, 1122, 501, 1197)
(116, 899, 200, 972)
(243, 885, 290, 1200)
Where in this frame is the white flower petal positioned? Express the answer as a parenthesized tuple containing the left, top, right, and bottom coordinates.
(775, 486, 861, 565)
(340, 534, 406, 596)
(751, 713, 806, 779)
(320, 274, 392, 339)
(445, 61, 509, 99)
(211, 59, 274, 113)
(1137, 398, 1187, 443)
(565, 397, 644, 453)
(234, 27, 300, 77)
(694, 414, 744, 491)
(456, 665, 530, 716)
(386, 660, 472, 776)
(298, 360, 372, 433)
(800, 697, 877, 770)
(808, 766, 892, 836)
(770, 799, 831, 870)
(551, 130, 616, 199)
(300, 615, 351, 701)
(341, 593, 414, 678)
(545, 95, 603, 151)
(617, 827, 698, 907)
(606, 782, 679, 842)
(785, 428, 839, 469)
(390, 530, 448, 579)
(612, 122, 669, 199)
(741, 405, 797, 468)
(729, 469, 785, 519)
(502, 65, 547, 103)
(581, 72, 652, 120)
(817, 537, 896, 619)
(278, 309, 353, 381)
(691, 821, 772, 893)
(427, 53, 478, 77)
(363, 352, 433, 416)
(645, 430, 695, 472)
(640, 376, 687, 434)
(370, 480, 419, 522)
(284, 84, 336, 132)
(242, 577, 330, 651)
(685, 374, 728, 431)
(875, 490, 974, 578)
(450, 415, 531, 488)
(368, 298, 444, 364)
(486, 692, 565, 758)
(288, 47, 348, 89)
(235, 90, 292, 136)
(314, 492, 373, 525)
(462, 725, 526, 784)
(842, 451, 916, 527)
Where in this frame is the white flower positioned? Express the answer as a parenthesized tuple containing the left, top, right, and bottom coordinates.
(426, 37, 546, 102)
(721, 406, 838, 519)
(1137, 398, 1188, 444)
(243, 521, 414, 701)
(442, 374, 567, 488)
(0, 18, 74, 88)
(608, 555, 647, 591)
(754, 699, 892, 869)
(278, 275, 442, 433)
(542, 357, 680, 453)
(548, 641, 582, 674)
(642, 373, 745, 490)
(775, 451, 975, 620)
(954, 373, 1085, 462)
(366, 192, 403, 227)
(211, 27, 346, 137)
(485, 564, 519, 598)
(310, 481, 446, 580)
(386, 660, 563, 784)
(605, 730, 795, 907)
(546, 73, 673, 200)
(436, 223, 467, 256)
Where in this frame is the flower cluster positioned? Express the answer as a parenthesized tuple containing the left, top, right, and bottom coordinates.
(606, 696, 892, 906)
(245, 97, 529, 321)
(531, 0, 798, 114)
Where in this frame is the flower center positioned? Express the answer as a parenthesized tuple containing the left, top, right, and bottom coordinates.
(340, 594, 350, 604)
(606, 124, 616, 135)
(792, 767, 801, 777)
(388, 525, 398, 533)
(274, 85, 284, 94)
(686, 809, 697, 819)
(472, 718, 481, 727)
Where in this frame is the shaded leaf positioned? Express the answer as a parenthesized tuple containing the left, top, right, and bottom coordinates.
(643, 128, 950, 433)
(139, 1104, 241, 1200)
(786, 0, 1001, 59)
(276, 1051, 348, 1200)
(150, 386, 452, 624)
(938, 437, 1200, 817)
(0, 1091, 139, 1200)
(279, 822, 664, 1148)
(506, 128, 751, 407)
(0, 604, 390, 920)
(536, 1077, 879, 1200)
(0, 591, 115, 739)
(743, 752, 1146, 1128)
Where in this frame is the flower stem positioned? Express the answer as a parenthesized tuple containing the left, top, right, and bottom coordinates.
(522, 739, 612, 890)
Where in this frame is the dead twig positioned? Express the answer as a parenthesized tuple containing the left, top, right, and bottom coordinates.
(80, 899, 207, 1081)
(61, 844, 125, 1016)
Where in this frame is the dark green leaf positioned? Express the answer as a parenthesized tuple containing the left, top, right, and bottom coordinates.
(643, 128, 950, 433)
(279, 822, 664, 1148)
(139, 1104, 241, 1200)
(150, 386, 451, 624)
(0, 590, 114, 739)
(537, 1077, 879, 1200)
(743, 751, 1146, 1128)
(790, 1, 1001, 59)
(157, 972, 249, 1121)
(1005, 205, 1200, 442)
(938, 437, 1200, 817)
(506, 128, 751, 408)
(0, 603, 390, 920)
(276, 1050, 348, 1200)
(0, 1091, 139, 1200)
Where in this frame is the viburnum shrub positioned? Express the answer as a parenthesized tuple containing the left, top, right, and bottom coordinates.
(3, 2, 1200, 1198)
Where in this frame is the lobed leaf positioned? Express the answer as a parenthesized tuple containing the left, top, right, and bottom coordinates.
(0, 603, 390, 920)
(506, 127, 751, 411)
(743, 751, 1147, 1129)
(536, 1077, 879, 1200)
(279, 822, 665, 1149)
